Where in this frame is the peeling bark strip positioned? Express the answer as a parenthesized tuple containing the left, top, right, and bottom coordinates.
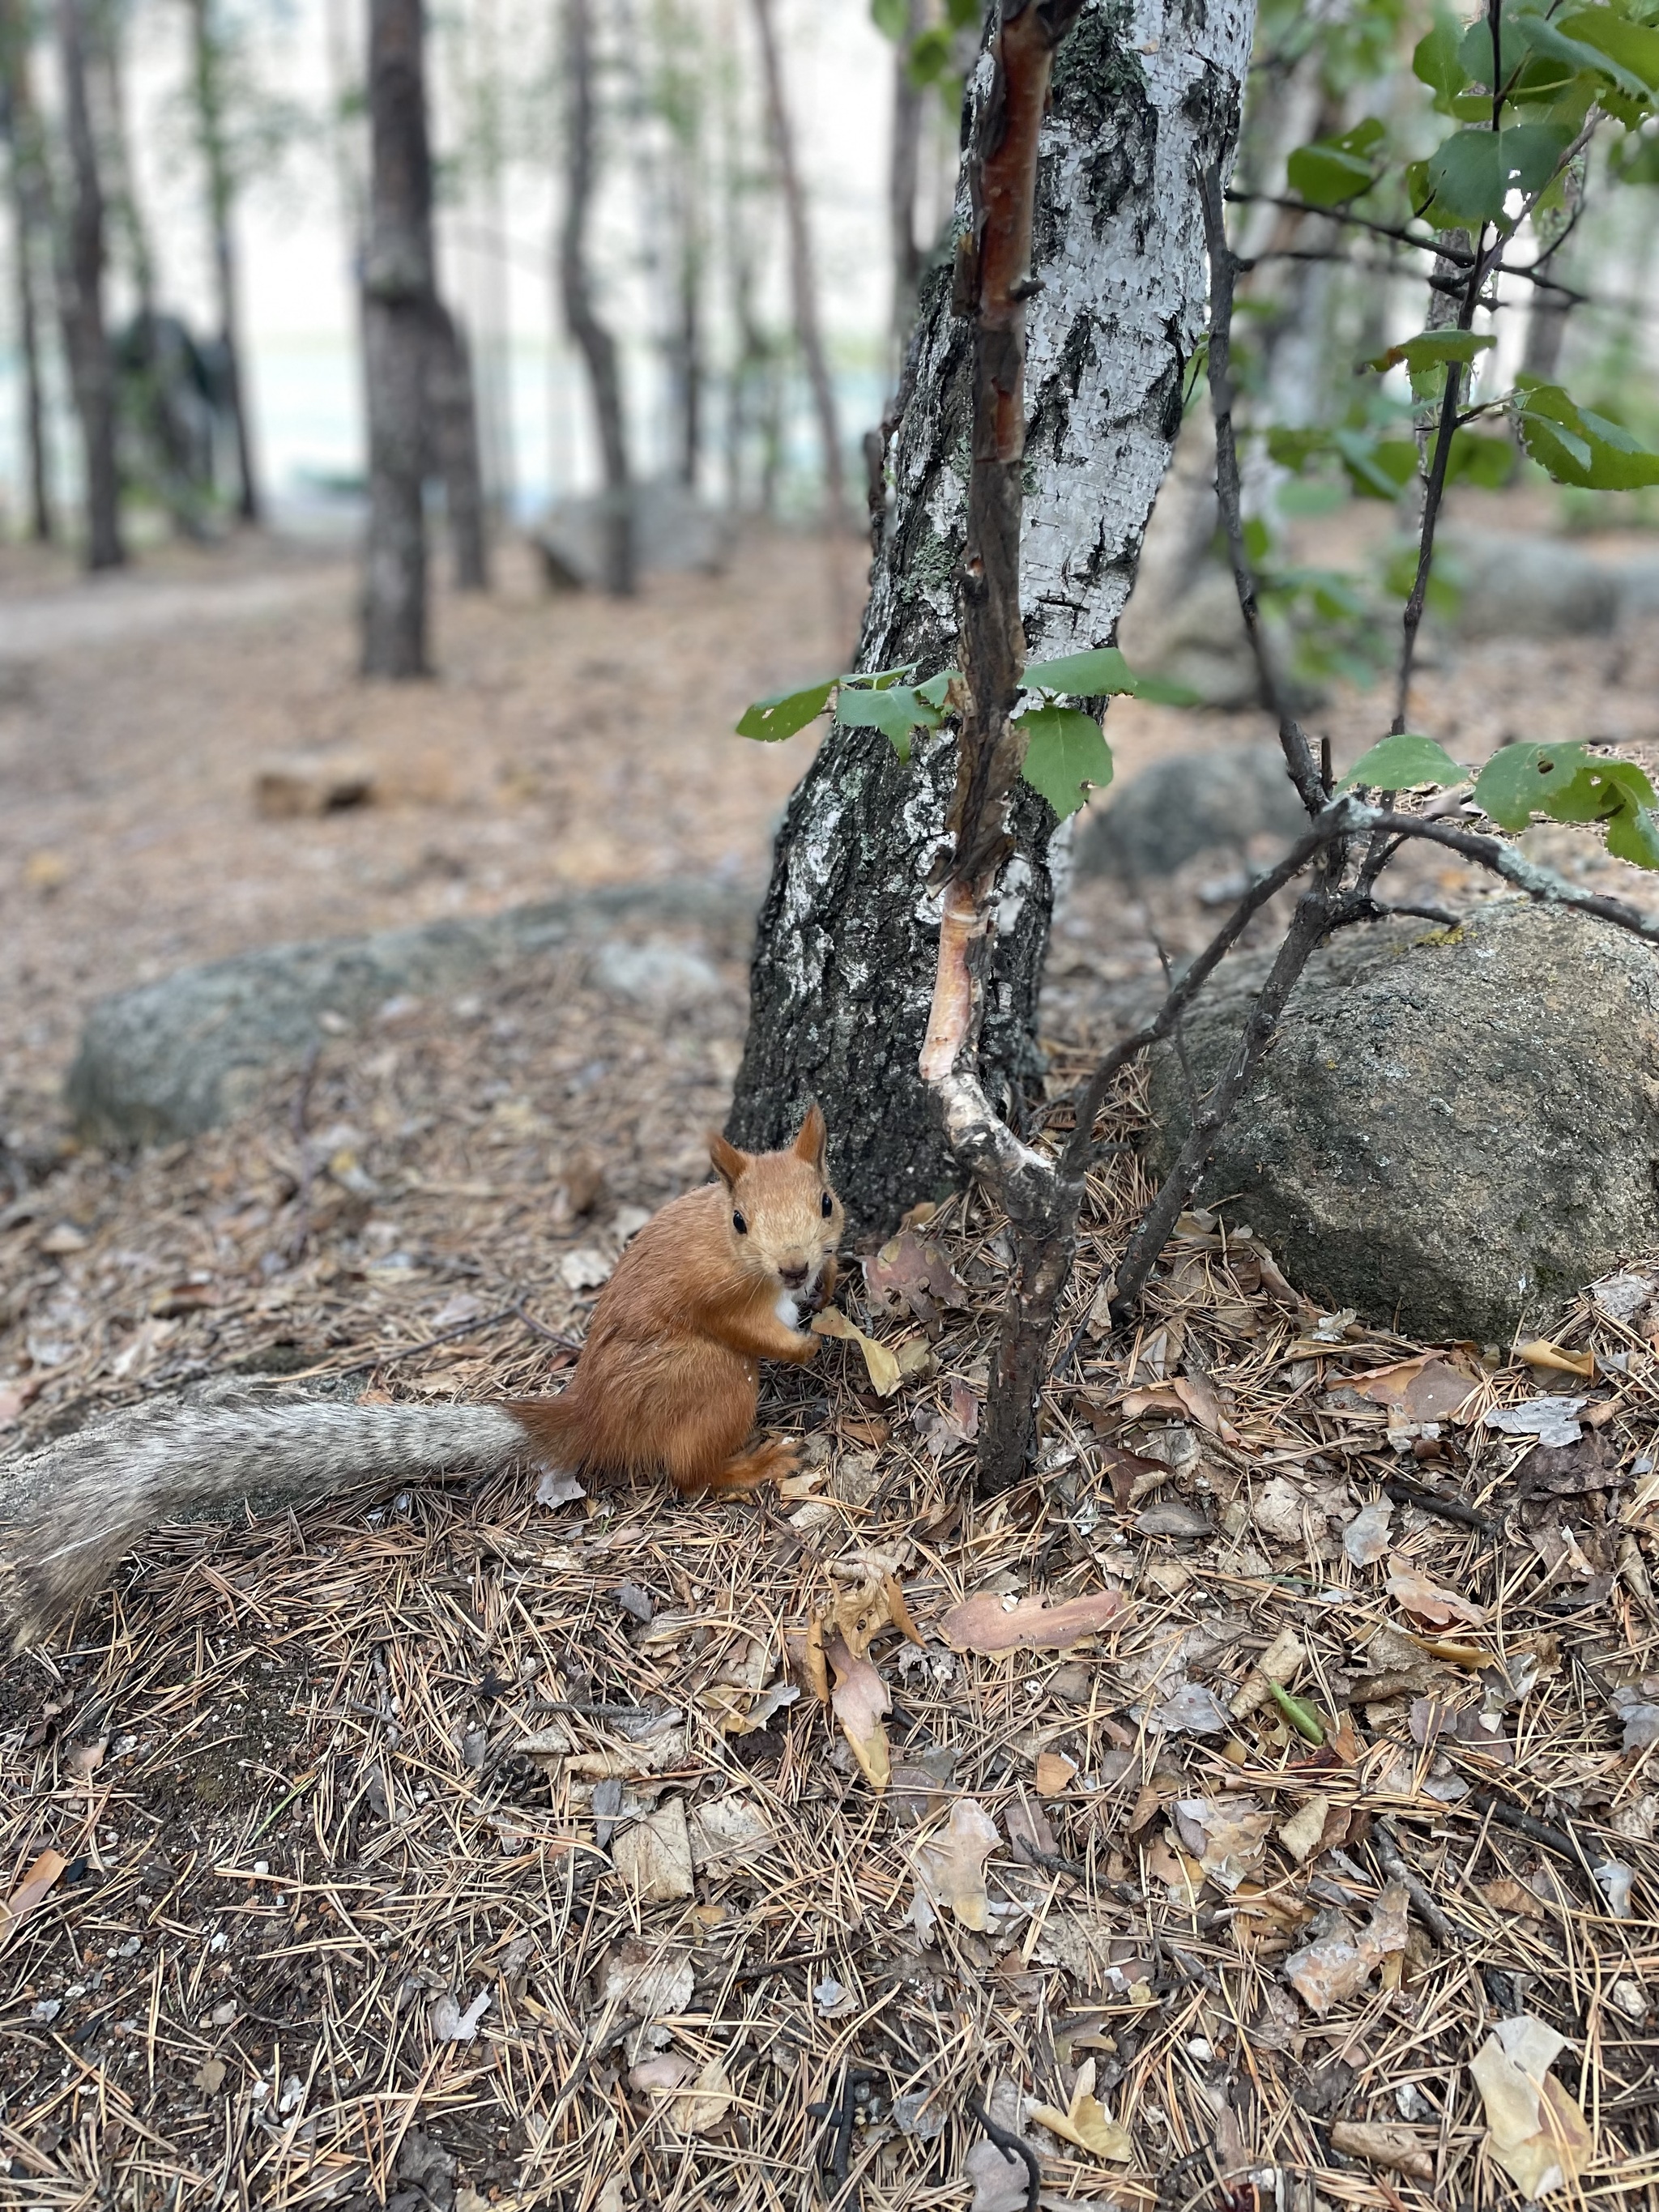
(928, 0, 1086, 1496)
(730, 0, 1256, 1240)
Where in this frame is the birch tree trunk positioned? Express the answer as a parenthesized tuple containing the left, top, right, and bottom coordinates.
(727, 0, 1256, 1237)
(55, 0, 122, 570)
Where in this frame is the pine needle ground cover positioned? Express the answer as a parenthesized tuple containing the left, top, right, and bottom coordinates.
(2, 941, 1656, 2212)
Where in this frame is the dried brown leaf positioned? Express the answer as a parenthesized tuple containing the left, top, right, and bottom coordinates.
(1328, 2120, 1434, 2181)
(825, 1630, 890, 1791)
(1386, 1556, 1486, 1628)
(911, 1797, 1000, 1933)
(812, 1306, 901, 1396)
(0, 1850, 68, 1950)
(941, 1588, 1130, 1656)
(1350, 1354, 1478, 1424)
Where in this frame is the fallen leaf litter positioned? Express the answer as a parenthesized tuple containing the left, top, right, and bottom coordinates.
(1, 938, 1657, 2210)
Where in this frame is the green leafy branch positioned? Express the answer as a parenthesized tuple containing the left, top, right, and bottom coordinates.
(1339, 734, 1659, 869)
(736, 647, 1196, 819)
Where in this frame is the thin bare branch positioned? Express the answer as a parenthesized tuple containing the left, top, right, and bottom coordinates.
(1198, 164, 1325, 816)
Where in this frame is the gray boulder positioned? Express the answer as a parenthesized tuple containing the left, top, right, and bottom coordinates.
(1145, 901, 1659, 1343)
(534, 479, 734, 590)
(1079, 744, 1308, 880)
(67, 879, 755, 1149)
(1441, 531, 1624, 639)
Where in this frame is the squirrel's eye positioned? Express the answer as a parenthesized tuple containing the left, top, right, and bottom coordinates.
(820, 1190, 834, 1219)
(732, 1210, 748, 1236)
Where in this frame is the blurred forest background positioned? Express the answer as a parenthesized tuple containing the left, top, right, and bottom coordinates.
(0, 0, 1652, 586)
(4, 0, 1659, 1107)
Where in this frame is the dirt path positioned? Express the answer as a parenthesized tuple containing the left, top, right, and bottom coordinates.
(0, 529, 862, 1130)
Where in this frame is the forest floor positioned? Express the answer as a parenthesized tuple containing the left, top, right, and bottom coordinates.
(1, 509, 1657, 2212)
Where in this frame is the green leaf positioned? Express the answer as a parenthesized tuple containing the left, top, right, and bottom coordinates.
(869, 0, 906, 38)
(1423, 128, 1506, 220)
(1421, 123, 1575, 224)
(1500, 121, 1581, 195)
(834, 683, 940, 764)
(736, 676, 838, 742)
(1473, 741, 1592, 829)
(1018, 705, 1112, 819)
(1515, 4, 1655, 100)
(1022, 646, 1144, 696)
(1267, 426, 1328, 473)
(1514, 377, 1659, 488)
(1414, 13, 1468, 107)
(1559, 7, 1659, 92)
(1610, 127, 1659, 183)
(1367, 328, 1496, 375)
(1606, 803, 1659, 868)
(1131, 670, 1204, 707)
(1266, 1679, 1327, 1746)
(1551, 756, 1657, 822)
(915, 667, 958, 709)
(1338, 733, 1464, 791)
(1286, 117, 1386, 207)
(1333, 429, 1418, 499)
(1446, 430, 1515, 489)
(906, 23, 953, 83)
(1023, 646, 1197, 707)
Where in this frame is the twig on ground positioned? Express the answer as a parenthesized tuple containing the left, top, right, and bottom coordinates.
(969, 2096, 1040, 2212)
(1375, 1817, 1465, 1946)
(1383, 1473, 1500, 1537)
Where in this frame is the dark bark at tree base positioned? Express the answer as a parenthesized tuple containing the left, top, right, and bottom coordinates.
(426, 302, 489, 591)
(729, 0, 1255, 1242)
(361, 292, 429, 678)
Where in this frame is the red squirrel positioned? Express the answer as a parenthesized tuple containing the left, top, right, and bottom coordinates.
(514, 1103, 842, 1495)
(0, 1108, 843, 1644)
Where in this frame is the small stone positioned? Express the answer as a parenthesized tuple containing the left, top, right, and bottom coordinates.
(589, 936, 722, 1009)
(254, 752, 376, 820)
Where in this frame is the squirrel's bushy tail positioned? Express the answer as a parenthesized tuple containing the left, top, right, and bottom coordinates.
(0, 1386, 537, 1648)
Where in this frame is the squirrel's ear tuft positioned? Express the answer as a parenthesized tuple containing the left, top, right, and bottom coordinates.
(791, 1101, 828, 1173)
(709, 1132, 749, 1191)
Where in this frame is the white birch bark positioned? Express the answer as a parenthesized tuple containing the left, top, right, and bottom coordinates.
(731, 0, 1256, 1236)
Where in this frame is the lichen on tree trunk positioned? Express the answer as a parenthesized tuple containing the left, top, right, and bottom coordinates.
(728, 0, 1256, 1240)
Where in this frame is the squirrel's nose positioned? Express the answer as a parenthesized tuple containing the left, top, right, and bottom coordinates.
(779, 1262, 809, 1289)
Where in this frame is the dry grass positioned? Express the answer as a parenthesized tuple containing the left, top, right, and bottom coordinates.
(2, 948, 1657, 2212)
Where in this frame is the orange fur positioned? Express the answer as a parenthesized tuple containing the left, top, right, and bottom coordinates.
(510, 1105, 843, 1498)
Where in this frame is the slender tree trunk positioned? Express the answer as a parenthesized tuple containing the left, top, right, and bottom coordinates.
(88, 0, 153, 312)
(361, 0, 433, 676)
(0, 14, 55, 540)
(749, 0, 842, 526)
(54, 0, 122, 569)
(186, 0, 260, 522)
(728, 0, 1256, 1237)
(676, 203, 702, 490)
(887, 0, 923, 370)
(560, 0, 632, 595)
(425, 298, 488, 589)
(15, 191, 53, 538)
